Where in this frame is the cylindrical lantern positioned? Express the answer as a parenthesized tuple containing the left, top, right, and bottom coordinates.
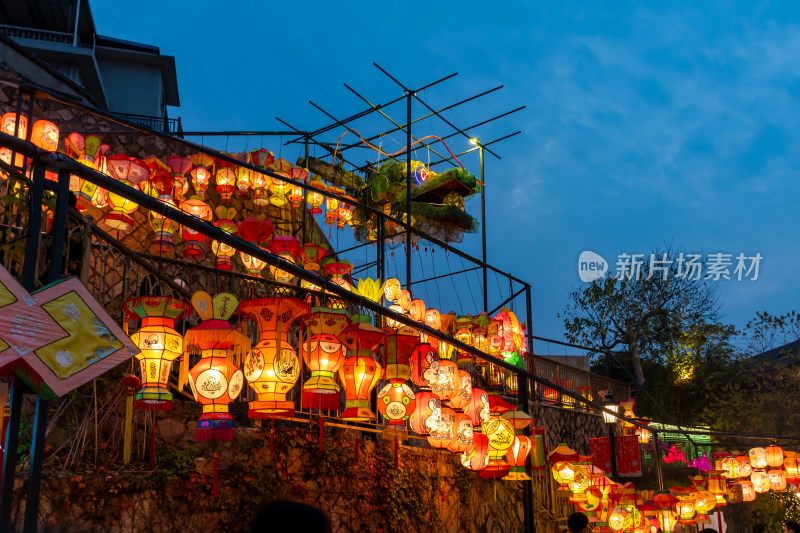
(750, 470, 769, 493)
(184, 292, 249, 441)
(410, 390, 441, 435)
(738, 480, 756, 502)
(410, 343, 440, 389)
(427, 407, 456, 449)
(785, 452, 799, 483)
(707, 473, 727, 506)
(465, 388, 490, 427)
(339, 317, 385, 421)
(286, 166, 308, 208)
(734, 455, 752, 478)
(124, 296, 193, 410)
(504, 435, 533, 481)
(675, 495, 695, 525)
(766, 445, 784, 467)
(240, 297, 309, 418)
(300, 307, 350, 411)
(726, 482, 744, 504)
(461, 431, 489, 471)
(768, 469, 787, 492)
(431, 359, 459, 401)
(377, 382, 416, 429)
(448, 369, 473, 411)
(449, 412, 474, 453)
(105, 155, 149, 232)
(30, 120, 59, 152)
(307, 178, 327, 213)
(749, 447, 768, 469)
(147, 169, 181, 257)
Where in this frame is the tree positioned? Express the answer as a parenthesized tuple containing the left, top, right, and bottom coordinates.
(560, 251, 721, 386)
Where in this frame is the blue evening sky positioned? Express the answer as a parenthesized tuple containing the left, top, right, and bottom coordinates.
(91, 1, 800, 352)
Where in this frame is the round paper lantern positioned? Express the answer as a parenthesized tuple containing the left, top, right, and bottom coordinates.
(448, 370, 472, 411)
(552, 461, 575, 486)
(236, 166, 251, 197)
(448, 412, 474, 453)
(461, 431, 490, 471)
(734, 455, 752, 478)
(1, 112, 26, 139)
(307, 178, 327, 213)
(766, 445, 784, 467)
(431, 359, 459, 401)
(608, 507, 630, 531)
(410, 343, 440, 389)
(749, 447, 768, 469)
(427, 407, 456, 449)
(339, 317, 385, 421)
(184, 292, 249, 441)
(125, 296, 193, 410)
(239, 297, 309, 418)
(410, 390, 441, 435)
(300, 307, 350, 411)
(383, 278, 401, 303)
(769, 469, 787, 492)
(720, 456, 738, 479)
(693, 489, 717, 521)
(377, 382, 416, 429)
(726, 482, 744, 503)
(30, 120, 59, 152)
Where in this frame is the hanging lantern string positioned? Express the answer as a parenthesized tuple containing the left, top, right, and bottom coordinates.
(330, 128, 465, 169)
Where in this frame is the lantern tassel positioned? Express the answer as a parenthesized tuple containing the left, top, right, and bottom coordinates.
(149, 424, 156, 467)
(269, 418, 275, 457)
(123, 387, 134, 464)
(177, 355, 189, 392)
(302, 391, 340, 412)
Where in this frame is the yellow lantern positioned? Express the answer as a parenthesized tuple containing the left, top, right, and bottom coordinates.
(325, 186, 344, 225)
(124, 296, 193, 410)
(300, 307, 350, 410)
(251, 172, 273, 205)
(269, 158, 292, 207)
(675, 494, 695, 525)
(785, 451, 799, 483)
(608, 507, 630, 531)
(552, 461, 575, 488)
(215, 167, 236, 200)
(694, 489, 717, 520)
(337, 194, 356, 228)
(240, 297, 309, 419)
(480, 415, 515, 479)
(211, 206, 238, 271)
(236, 166, 251, 197)
(751, 470, 769, 493)
(707, 473, 727, 505)
(307, 178, 327, 213)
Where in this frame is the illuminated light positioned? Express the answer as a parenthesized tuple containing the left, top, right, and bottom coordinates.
(339, 317, 384, 421)
(337, 194, 356, 228)
(739, 480, 756, 502)
(325, 185, 344, 225)
(479, 415, 515, 479)
(447, 370, 473, 411)
(749, 447, 768, 469)
(469, 137, 478, 146)
(300, 307, 350, 411)
(377, 382, 416, 430)
(30, 120, 59, 152)
(267, 235, 301, 285)
(124, 296, 193, 410)
(768, 469, 787, 492)
(215, 167, 236, 201)
(751, 470, 769, 494)
(431, 359, 459, 401)
(185, 292, 249, 441)
(307, 178, 327, 214)
(448, 412, 474, 453)
(766, 445, 784, 468)
(240, 297, 309, 419)
(287, 166, 308, 208)
(427, 407, 456, 449)
(601, 393, 620, 424)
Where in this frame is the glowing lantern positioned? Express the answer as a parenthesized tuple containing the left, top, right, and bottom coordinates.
(651, 493, 678, 532)
(68, 134, 110, 210)
(322, 260, 353, 308)
(189, 153, 214, 198)
(184, 292, 249, 441)
(768, 469, 787, 492)
(749, 447, 768, 469)
(449, 412, 474, 453)
(431, 359, 459, 401)
(307, 178, 327, 214)
(300, 243, 328, 274)
(250, 148, 275, 169)
(382, 329, 419, 383)
(105, 155, 149, 232)
(750, 470, 769, 493)
(30, 120, 59, 152)
(1, 113, 27, 139)
(707, 473, 727, 506)
(766, 445, 784, 467)
(237, 217, 273, 277)
(504, 435, 533, 481)
(251, 172, 272, 205)
(552, 461, 576, 487)
(694, 490, 717, 520)
(408, 299, 426, 323)
(428, 407, 456, 449)
(325, 186, 344, 225)
(215, 167, 236, 201)
(337, 194, 356, 228)
(383, 279, 401, 303)
(236, 166, 251, 197)
(735, 455, 752, 478)
(124, 296, 193, 410)
(268, 236, 301, 285)
(675, 494, 696, 525)
(339, 317, 384, 421)
(377, 382, 416, 429)
(211, 207, 238, 271)
(480, 415, 515, 479)
(268, 158, 292, 207)
(464, 388, 490, 427)
(239, 297, 309, 418)
(448, 370, 472, 410)
(287, 166, 308, 208)
(454, 317, 475, 366)
(410, 390, 441, 435)
(637, 422, 651, 445)
(726, 482, 744, 503)
(712, 451, 731, 472)
(409, 343, 439, 389)
(608, 507, 630, 531)
(424, 309, 442, 348)
(720, 456, 738, 478)
(146, 159, 182, 257)
(179, 196, 212, 258)
(785, 452, 799, 483)
(300, 307, 350, 410)
(462, 431, 490, 471)
(567, 463, 592, 503)
(738, 480, 756, 502)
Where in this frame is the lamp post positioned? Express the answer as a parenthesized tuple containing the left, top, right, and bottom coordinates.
(602, 393, 620, 481)
(470, 137, 487, 312)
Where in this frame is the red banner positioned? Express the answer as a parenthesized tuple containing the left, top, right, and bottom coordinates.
(590, 435, 642, 477)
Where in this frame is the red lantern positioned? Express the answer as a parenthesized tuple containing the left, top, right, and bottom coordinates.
(447, 369, 472, 410)
(268, 236, 301, 284)
(448, 412, 474, 453)
(766, 445, 784, 468)
(382, 330, 420, 383)
(377, 382, 416, 429)
(431, 359, 459, 401)
(211, 206, 238, 271)
(410, 343, 439, 389)
(462, 431, 490, 471)
(184, 292, 249, 441)
(479, 416, 515, 479)
(464, 388, 490, 426)
(339, 317, 385, 421)
(31, 120, 59, 152)
(427, 407, 456, 449)
(300, 307, 350, 411)
(505, 435, 533, 481)
(410, 391, 441, 435)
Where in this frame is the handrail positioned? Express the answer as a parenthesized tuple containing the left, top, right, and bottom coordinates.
(21, 82, 531, 289)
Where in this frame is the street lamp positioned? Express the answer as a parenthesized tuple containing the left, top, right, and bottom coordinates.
(602, 393, 620, 481)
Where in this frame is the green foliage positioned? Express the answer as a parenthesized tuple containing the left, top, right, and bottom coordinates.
(151, 446, 199, 485)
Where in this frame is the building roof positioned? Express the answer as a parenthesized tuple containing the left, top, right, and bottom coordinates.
(750, 338, 800, 366)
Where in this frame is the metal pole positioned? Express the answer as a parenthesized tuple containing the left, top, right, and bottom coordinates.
(49, 168, 71, 281)
(525, 285, 534, 399)
(608, 423, 618, 482)
(303, 137, 309, 242)
(480, 144, 487, 311)
(22, 396, 48, 533)
(0, 377, 23, 531)
(72, 0, 81, 46)
(405, 92, 412, 292)
(653, 431, 664, 490)
(22, 164, 46, 290)
(518, 365, 535, 533)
